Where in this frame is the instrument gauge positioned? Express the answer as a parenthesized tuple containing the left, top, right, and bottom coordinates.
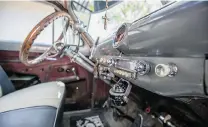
(113, 23, 128, 48)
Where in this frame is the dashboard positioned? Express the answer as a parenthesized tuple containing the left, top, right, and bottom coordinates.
(97, 56, 204, 96)
(92, 1, 208, 97)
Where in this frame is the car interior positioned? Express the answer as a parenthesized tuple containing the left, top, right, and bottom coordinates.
(0, 1, 208, 127)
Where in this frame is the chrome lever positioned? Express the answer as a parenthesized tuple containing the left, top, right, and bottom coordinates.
(71, 67, 79, 80)
(89, 37, 99, 60)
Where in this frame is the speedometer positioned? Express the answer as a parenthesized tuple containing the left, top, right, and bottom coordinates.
(113, 23, 128, 48)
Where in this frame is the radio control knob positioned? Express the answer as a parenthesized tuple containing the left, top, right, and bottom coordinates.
(107, 58, 115, 66)
(99, 58, 103, 63)
(135, 61, 150, 75)
(155, 63, 178, 77)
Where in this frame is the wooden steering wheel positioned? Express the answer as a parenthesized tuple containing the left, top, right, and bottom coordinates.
(19, 11, 72, 66)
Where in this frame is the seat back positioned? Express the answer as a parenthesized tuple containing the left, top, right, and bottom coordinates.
(0, 66, 15, 97)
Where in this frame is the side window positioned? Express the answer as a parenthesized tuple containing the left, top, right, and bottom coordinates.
(0, 1, 82, 51)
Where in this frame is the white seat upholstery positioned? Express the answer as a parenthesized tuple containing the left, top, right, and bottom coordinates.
(0, 81, 65, 127)
(0, 81, 65, 113)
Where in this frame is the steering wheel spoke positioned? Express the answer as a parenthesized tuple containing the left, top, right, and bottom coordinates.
(46, 41, 65, 58)
(46, 46, 59, 58)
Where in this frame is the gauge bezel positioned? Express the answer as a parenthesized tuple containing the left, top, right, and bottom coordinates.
(113, 23, 128, 48)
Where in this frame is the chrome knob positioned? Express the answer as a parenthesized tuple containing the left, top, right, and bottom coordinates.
(155, 63, 178, 77)
(135, 61, 150, 75)
(99, 57, 103, 63)
(107, 58, 115, 66)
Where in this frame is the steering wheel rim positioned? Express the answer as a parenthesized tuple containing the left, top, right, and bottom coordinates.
(19, 11, 72, 66)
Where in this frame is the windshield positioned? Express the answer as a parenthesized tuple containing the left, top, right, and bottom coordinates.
(73, 0, 173, 41)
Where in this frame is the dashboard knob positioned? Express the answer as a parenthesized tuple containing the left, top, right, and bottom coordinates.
(99, 57, 103, 63)
(107, 58, 115, 66)
(155, 63, 178, 77)
(57, 67, 64, 72)
(135, 61, 150, 75)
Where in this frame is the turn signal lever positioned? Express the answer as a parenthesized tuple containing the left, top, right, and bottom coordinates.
(65, 49, 94, 73)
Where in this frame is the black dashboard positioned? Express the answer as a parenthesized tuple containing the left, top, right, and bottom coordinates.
(92, 1, 208, 97)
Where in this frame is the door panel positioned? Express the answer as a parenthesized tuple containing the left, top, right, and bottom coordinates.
(0, 51, 89, 82)
(0, 50, 91, 102)
(0, 50, 109, 110)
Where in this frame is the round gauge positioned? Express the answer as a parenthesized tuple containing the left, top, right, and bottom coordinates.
(113, 24, 128, 48)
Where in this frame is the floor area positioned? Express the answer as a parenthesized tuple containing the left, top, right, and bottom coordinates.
(62, 108, 132, 127)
